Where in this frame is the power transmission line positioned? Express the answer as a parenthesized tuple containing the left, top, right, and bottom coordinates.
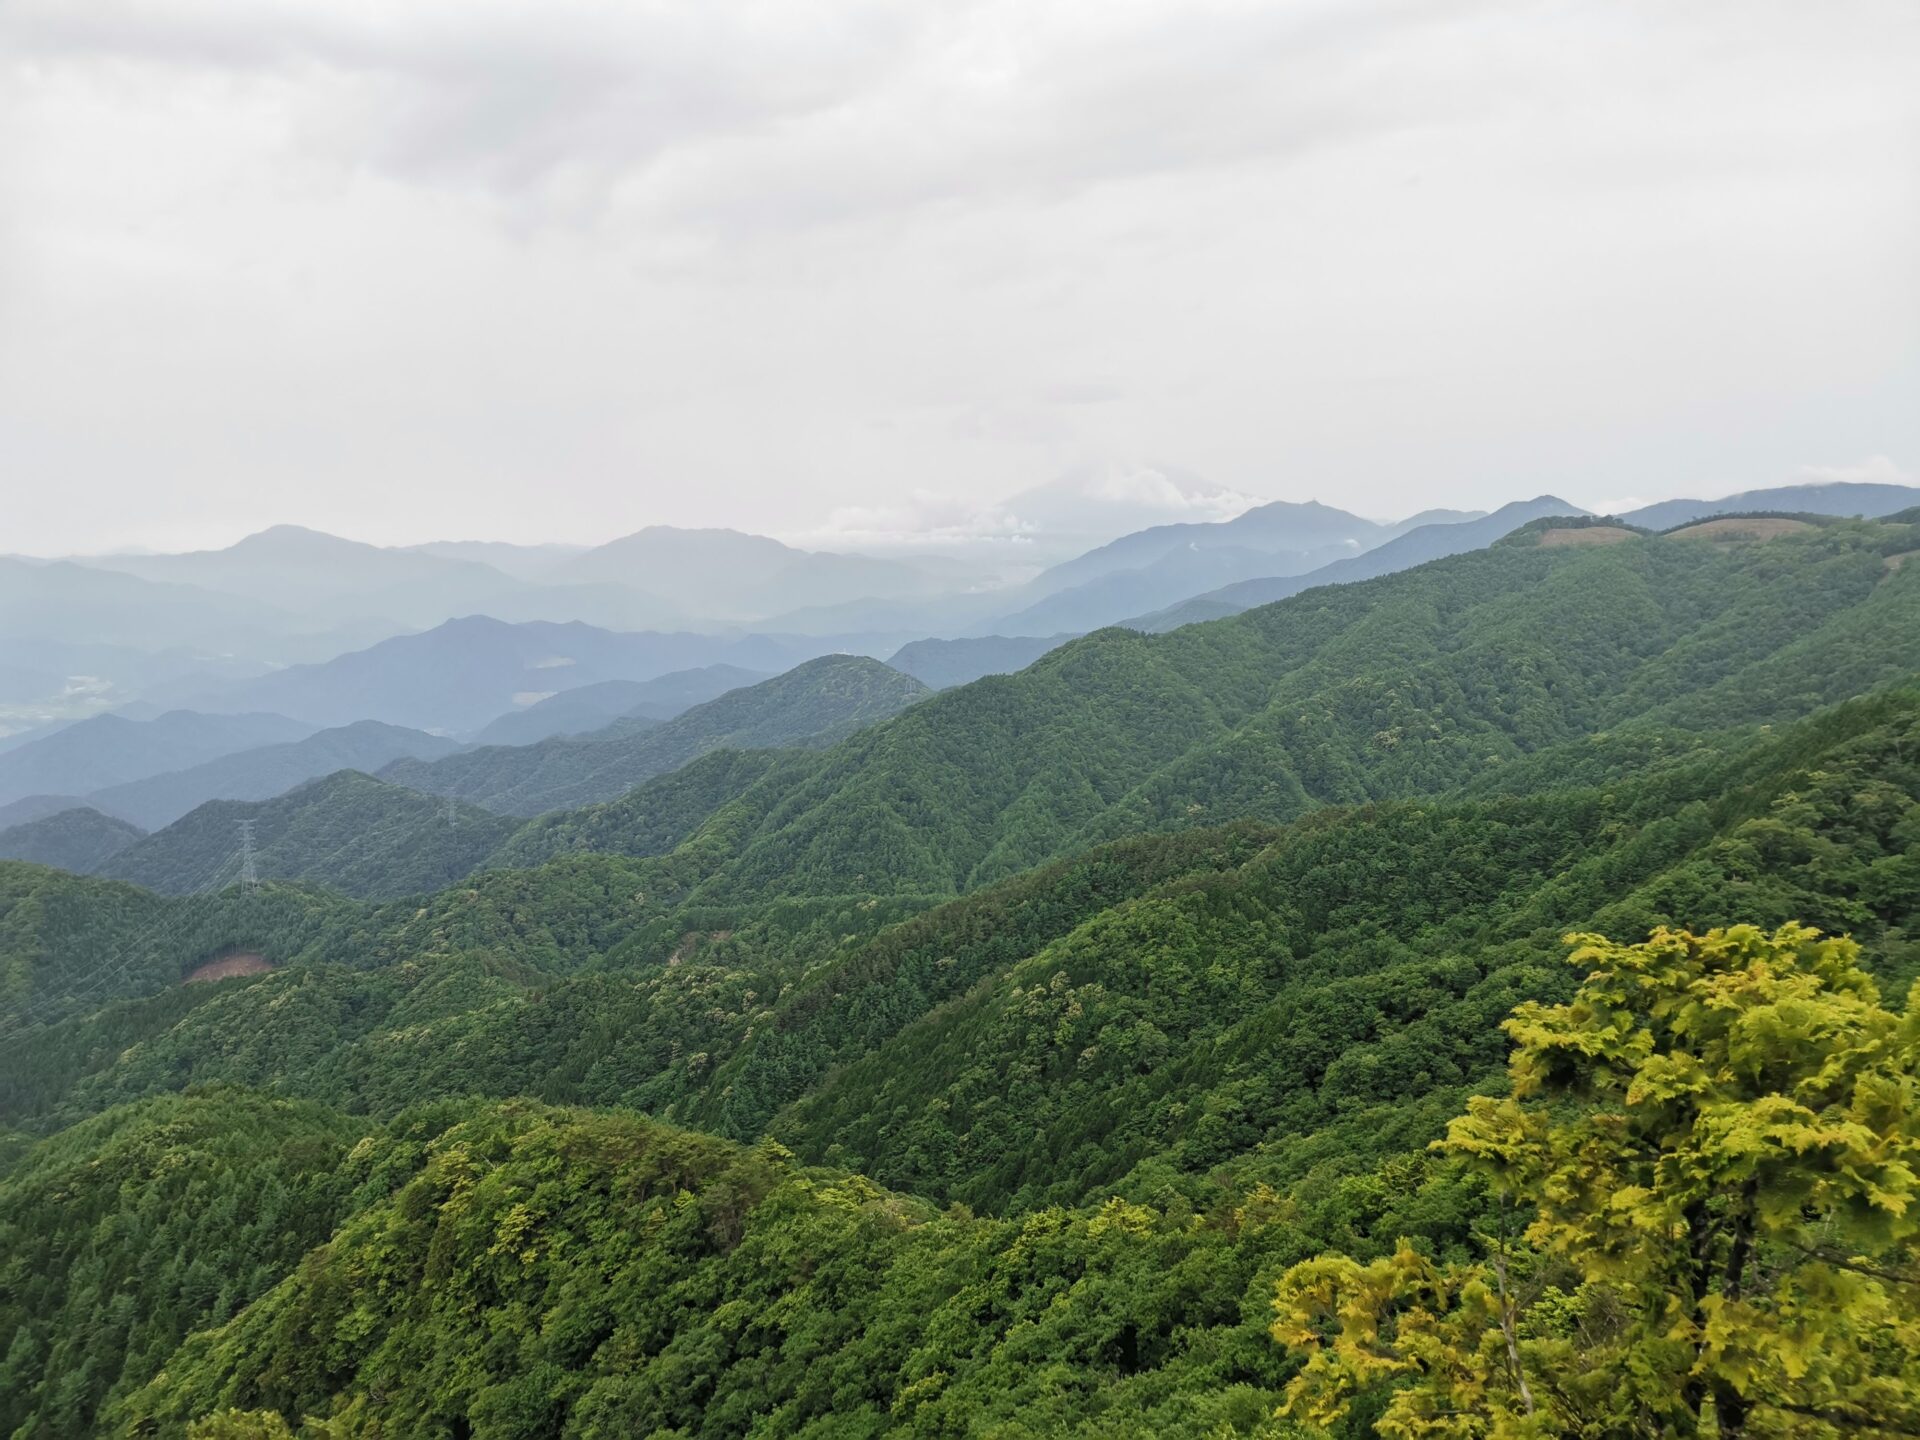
(238, 818, 259, 893)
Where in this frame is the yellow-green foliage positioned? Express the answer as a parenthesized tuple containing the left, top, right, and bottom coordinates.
(1274, 924, 1920, 1438)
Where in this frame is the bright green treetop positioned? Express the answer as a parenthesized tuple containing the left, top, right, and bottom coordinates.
(1274, 923, 1920, 1438)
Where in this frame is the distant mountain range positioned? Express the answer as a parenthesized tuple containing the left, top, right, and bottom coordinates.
(383, 653, 931, 815)
(557, 528, 956, 624)
(0, 557, 320, 659)
(6, 477, 1914, 748)
(0, 806, 145, 873)
(467, 665, 770, 746)
(0, 710, 316, 808)
(886, 635, 1076, 689)
(0, 793, 99, 830)
(1133, 496, 1589, 631)
(976, 500, 1398, 637)
(167, 616, 912, 734)
(1615, 480, 1920, 530)
(85, 720, 466, 831)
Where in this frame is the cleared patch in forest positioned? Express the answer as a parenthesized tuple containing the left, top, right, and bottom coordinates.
(184, 953, 273, 984)
(1538, 526, 1636, 547)
(1667, 517, 1815, 542)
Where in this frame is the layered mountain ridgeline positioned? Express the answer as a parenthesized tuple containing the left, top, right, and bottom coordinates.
(99, 771, 519, 900)
(0, 709, 316, 809)
(382, 654, 932, 815)
(7, 519, 1915, 1001)
(0, 806, 145, 872)
(1131, 496, 1583, 631)
(0, 792, 99, 829)
(1618, 478, 1920, 529)
(7, 688, 1915, 1154)
(556, 525, 955, 621)
(467, 664, 769, 745)
(154, 515, 1915, 897)
(1126, 482, 1920, 635)
(175, 616, 904, 734)
(2, 691, 1916, 1437)
(885, 633, 1075, 689)
(84, 719, 466, 831)
(497, 516, 1920, 902)
(0, 557, 313, 659)
(4, 520, 1920, 1438)
(977, 498, 1395, 637)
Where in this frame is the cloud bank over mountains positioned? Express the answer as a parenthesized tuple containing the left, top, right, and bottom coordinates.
(4, 0, 1915, 553)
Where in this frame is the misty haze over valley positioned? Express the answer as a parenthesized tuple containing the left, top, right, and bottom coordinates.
(3, 3, 1917, 1437)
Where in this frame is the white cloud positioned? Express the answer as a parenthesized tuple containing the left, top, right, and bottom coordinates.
(1, 0, 1916, 551)
(1797, 455, 1912, 486)
(790, 461, 1263, 562)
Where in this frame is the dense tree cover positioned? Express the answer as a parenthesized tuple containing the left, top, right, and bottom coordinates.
(7, 693, 1915, 1187)
(0, 825, 1271, 1136)
(0, 530, 1917, 1436)
(0, 1090, 376, 1437)
(0, 805, 145, 871)
(381, 654, 930, 816)
(101, 771, 520, 900)
(95, 1096, 1456, 1440)
(495, 521, 1920, 908)
(17, 525, 1913, 924)
(490, 748, 818, 868)
(0, 864, 359, 1033)
(13, 925, 1909, 1438)
(766, 693, 1920, 1211)
(1275, 924, 1920, 1438)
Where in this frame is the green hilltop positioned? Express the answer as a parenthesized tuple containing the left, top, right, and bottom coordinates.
(2, 515, 1919, 1437)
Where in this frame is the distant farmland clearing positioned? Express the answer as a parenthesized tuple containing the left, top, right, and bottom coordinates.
(1668, 517, 1816, 542)
(1538, 525, 1636, 546)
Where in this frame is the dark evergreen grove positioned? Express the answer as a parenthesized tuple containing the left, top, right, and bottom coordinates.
(2, 521, 1917, 1437)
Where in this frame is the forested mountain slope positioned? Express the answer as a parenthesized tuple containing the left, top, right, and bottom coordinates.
(0, 863, 360, 1034)
(3, 523, 1920, 1439)
(518, 519, 1920, 905)
(0, 806, 144, 872)
(8, 689, 1914, 1160)
(0, 793, 97, 829)
(467, 664, 766, 745)
(382, 653, 931, 815)
(86, 719, 465, 830)
(1, 689, 1915, 1438)
(99, 771, 518, 900)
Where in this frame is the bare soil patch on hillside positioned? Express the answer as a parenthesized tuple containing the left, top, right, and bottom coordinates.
(1668, 517, 1815, 542)
(1539, 526, 1636, 547)
(1886, 550, 1917, 572)
(185, 953, 273, 984)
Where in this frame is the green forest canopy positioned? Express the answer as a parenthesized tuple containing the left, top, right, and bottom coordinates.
(1, 520, 1917, 1437)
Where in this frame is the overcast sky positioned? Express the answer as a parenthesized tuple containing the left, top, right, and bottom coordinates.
(2, 0, 1916, 555)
